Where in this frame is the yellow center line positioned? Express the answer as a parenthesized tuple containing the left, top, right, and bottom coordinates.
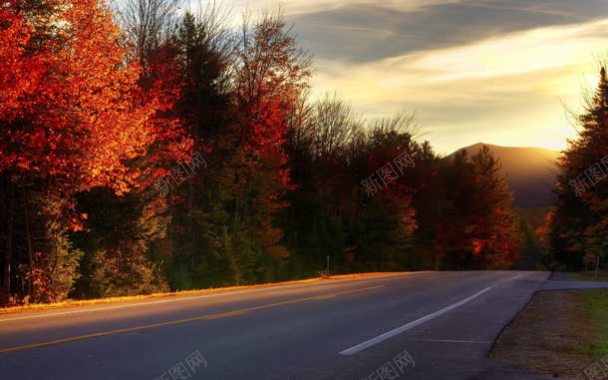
(0, 285, 384, 355)
(203, 310, 249, 320)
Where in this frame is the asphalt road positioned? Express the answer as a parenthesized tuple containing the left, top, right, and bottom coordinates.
(0, 271, 605, 380)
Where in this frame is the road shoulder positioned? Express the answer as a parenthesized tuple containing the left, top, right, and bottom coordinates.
(490, 288, 608, 379)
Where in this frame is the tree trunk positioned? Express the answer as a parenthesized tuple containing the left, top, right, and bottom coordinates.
(2, 181, 14, 303)
(188, 179, 195, 267)
(23, 187, 34, 300)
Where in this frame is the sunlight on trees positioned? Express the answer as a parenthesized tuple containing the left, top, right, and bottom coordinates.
(0, 0, 544, 306)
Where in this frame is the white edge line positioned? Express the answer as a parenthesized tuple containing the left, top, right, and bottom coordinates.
(339, 286, 492, 356)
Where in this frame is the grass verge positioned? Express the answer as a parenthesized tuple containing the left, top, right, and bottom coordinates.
(582, 289, 608, 358)
(0, 271, 404, 315)
(573, 270, 608, 282)
(491, 289, 608, 378)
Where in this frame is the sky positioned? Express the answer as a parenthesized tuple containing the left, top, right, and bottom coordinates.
(223, 0, 608, 155)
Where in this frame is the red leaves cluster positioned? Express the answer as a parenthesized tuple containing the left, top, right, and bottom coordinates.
(0, 4, 44, 123)
(236, 16, 311, 194)
(0, 0, 187, 196)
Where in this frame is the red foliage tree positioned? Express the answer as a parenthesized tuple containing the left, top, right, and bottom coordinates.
(0, 0, 189, 304)
(235, 13, 312, 195)
(0, 0, 190, 196)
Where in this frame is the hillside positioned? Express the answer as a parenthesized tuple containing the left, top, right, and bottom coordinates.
(447, 143, 561, 209)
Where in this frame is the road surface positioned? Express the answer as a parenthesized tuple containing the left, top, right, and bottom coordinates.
(0, 271, 605, 380)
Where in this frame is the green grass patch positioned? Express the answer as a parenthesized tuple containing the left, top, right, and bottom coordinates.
(583, 289, 608, 358)
(573, 270, 608, 282)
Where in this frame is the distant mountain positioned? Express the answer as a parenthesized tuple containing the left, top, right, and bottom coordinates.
(446, 143, 561, 208)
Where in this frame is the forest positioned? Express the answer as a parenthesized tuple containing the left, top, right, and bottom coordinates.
(0, 0, 605, 307)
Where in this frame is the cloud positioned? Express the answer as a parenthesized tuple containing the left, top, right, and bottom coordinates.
(226, 0, 462, 17)
(222, 0, 608, 153)
(224, 1, 608, 63)
(308, 18, 608, 153)
(284, 0, 608, 63)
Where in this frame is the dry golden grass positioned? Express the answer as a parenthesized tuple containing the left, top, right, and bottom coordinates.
(0, 272, 403, 315)
(490, 290, 595, 378)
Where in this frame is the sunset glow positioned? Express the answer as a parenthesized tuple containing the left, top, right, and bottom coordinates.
(3, 1, 608, 378)
(227, 0, 608, 154)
